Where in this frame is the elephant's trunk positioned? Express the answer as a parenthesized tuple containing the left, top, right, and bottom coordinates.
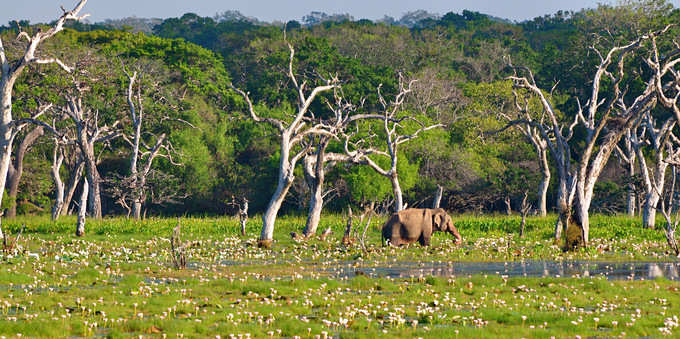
(448, 222, 462, 244)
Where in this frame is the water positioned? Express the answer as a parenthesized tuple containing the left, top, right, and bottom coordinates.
(315, 260, 680, 281)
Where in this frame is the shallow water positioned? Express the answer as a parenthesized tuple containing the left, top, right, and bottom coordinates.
(315, 260, 680, 281)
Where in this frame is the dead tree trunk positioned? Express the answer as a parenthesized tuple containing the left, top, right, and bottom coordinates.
(50, 140, 65, 220)
(634, 115, 676, 229)
(660, 163, 680, 257)
(8, 132, 43, 213)
(13, 110, 79, 220)
(626, 158, 637, 216)
(520, 191, 531, 237)
(500, 96, 552, 217)
(573, 73, 657, 247)
(302, 147, 351, 237)
(129, 74, 143, 218)
(501, 78, 577, 241)
(302, 137, 331, 238)
(624, 131, 637, 216)
(62, 159, 84, 216)
(170, 220, 187, 269)
(536, 145, 551, 217)
(63, 94, 119, 219)
(359, 202, 375, 253)
(344, 75, 442, 213)
(507, 28, 672, 248)
(122, 69, 177, 220)
(390, 172, 405, 212)
(504, 196, 512, 215)
(553, 173, 576, 241)
(5, 126, 44, 217)
(259, 133, 298, 245)
(650, 33, 680, 231)
(227, 195, 249, 235)
(81, 135, 101, 218)
(299, 94, 388, 238)
(0, 0, 88, 214)
(615, 128, 639, 217)
(432, 185, 443, 209)
(76, 177, 88, 237)
(239, 199, 248, 236)
(231, 41, 339, 246)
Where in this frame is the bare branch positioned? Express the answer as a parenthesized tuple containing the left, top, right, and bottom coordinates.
(15, 32, 31, 43)
(31, 57, 73, 73)
(0, 37, 7, 74)
(395, 123, 443, 145)
(12, 118, 61, 137)
(229, 84, 285, 131)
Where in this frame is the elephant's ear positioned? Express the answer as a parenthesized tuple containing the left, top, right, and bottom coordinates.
(433, 212, 443, 231)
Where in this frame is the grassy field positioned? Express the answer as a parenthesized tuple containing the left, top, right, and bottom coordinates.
(0, 214, 678, 338)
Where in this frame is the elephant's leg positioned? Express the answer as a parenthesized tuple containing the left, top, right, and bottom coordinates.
(419, 233, 431, 246)
(391, 224, 406, 246)
(391, 237, 403, 246)
(382, 227, 396, 246)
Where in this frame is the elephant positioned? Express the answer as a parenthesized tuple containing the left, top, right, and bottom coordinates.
(381, 208, 462, 247)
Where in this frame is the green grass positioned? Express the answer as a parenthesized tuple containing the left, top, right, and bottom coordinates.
(1, 212, 671, 262)
(0, 213, 676, 337)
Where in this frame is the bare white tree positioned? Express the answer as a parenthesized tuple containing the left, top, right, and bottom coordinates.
(406, 67, 463, 123)
(506, 27, 674, 247)
(660, 149, 680, 257)
(17, 108, 94, 227)
(231, 42, 339, 247)
(648, 33, 680, 230)
(63, 162, 84, 215)
(2, 103, 55, 217)
(62, 91, 121, 218)
(519, 190, 532, 237)
(120, 68, 183, 219)
(56, 143, 84, 218)
(5, 125, 44, 217)
(343, 75, 443, 212)
(630, 113, 678, 229)
(44, 95, 113, 235)
(50, 137, 65, 220)
(615, 127, 638, 216)
(498, 90, 553, 216)
(302, 138, 366, 237)
(0, 1, 89, 221)
(432, 185, 444, 209)
(300, 91, 389, 238)
(76, 177, 88, 236)
(17, 109, 82, 220)
(301, 138, 341, 237)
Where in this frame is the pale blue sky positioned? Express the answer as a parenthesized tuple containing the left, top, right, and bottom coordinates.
(3, 0, 679, 25)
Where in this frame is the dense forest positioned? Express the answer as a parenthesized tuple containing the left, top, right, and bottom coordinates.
(1, 0, 679, 226)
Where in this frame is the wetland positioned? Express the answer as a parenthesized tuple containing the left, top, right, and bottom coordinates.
(0, 214, 677, 337)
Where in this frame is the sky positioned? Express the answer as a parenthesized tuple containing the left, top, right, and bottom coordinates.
(2, 0, 680, 25)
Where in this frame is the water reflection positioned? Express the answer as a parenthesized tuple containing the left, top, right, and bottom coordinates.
(317, 261, 680, 281)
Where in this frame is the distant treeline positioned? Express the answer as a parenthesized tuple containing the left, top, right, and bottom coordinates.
(1, 1, 678, 217)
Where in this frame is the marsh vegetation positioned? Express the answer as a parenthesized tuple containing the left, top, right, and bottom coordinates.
(2, 1, 680, 337)
(0, 215, 678, 337)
